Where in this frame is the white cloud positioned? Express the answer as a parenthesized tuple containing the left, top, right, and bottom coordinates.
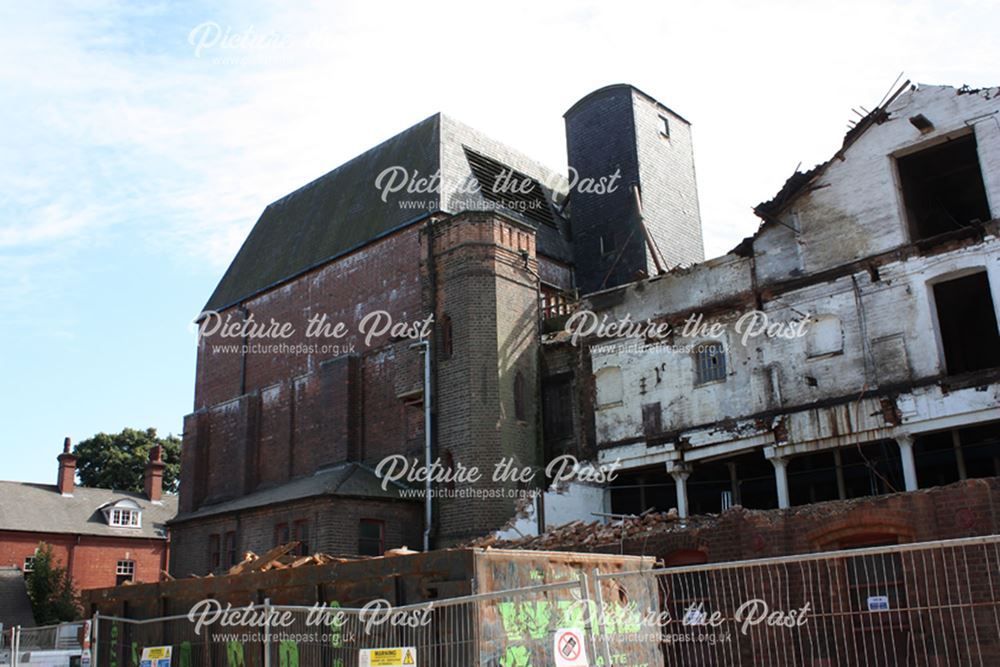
(0, 0, 997, 274)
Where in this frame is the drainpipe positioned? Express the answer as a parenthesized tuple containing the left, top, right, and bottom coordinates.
(411, 339, 433, 552)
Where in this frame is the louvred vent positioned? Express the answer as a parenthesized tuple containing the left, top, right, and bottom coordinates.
(463, 147, 556, 227)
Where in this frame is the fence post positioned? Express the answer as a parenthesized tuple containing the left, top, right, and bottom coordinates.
(589, 569, 614, 667)
(91, 613, 100, 667)
(262, 599, 271, 667)
(11, 626, 18, 667)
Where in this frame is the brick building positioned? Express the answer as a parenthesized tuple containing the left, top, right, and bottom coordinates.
(171, 85, 705, 574)
(0, 439, 176, 592)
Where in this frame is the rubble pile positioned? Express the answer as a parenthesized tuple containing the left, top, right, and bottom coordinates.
(165, 543, 419, 580)
(472, 509, 681, 550)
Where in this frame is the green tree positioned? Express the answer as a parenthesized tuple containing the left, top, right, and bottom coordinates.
(26, 543, 80, 624)
(74, 427, 181, 493)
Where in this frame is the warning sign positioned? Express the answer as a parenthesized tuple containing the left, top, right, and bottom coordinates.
(554, 628, 589, 667)
(139, 646, 172, 667)
(358, 646, 417, 666)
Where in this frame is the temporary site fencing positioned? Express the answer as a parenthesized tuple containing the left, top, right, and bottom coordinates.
(6, 534, 1000, 666)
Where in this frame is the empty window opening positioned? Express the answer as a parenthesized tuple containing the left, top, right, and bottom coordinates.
(694, 343, 726, 384)
(358, 519, 385, 557)
(542, 377, 574, 449)
(933, 272, 1000, 375)
(898, 134, 991, 240)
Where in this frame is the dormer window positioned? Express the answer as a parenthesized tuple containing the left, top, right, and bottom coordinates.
(102, 499, 142, 528)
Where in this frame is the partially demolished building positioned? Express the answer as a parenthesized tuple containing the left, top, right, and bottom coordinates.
(575, 84, 1000, 557)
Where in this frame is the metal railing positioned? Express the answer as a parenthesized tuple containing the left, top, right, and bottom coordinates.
(92, 578, 601, 667)
(591, 534, 1000, 666)
(62, 535, 1000, 666)
(4, 621, 84, 667)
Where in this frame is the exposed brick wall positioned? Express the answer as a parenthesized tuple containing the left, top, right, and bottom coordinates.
(182, 225, 426, 514)
(431, 212, 541, 544)
(0, 531, 167, 591)
(169, 497, 422, 577)
(565, 478, 1000, 563)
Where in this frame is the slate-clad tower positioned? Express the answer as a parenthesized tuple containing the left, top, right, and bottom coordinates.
(565, 84, 705, 293)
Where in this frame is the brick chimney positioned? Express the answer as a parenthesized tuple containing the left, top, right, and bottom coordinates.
(56, 437, 76, 496)
(144, 445, 166, 502)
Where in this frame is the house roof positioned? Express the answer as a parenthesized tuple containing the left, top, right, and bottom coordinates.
(170, 461, 418, 523)
(0, 567, 34, 628)
(0, 482, 176, 540)
(203, 113, 572, 313)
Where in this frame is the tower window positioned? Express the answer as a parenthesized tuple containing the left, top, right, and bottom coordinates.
(600, 232, 617, 255)
(658, 115, 670, 138)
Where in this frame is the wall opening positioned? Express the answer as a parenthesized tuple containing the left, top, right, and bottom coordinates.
(933, 271, 1000, 374)
(898, 133, 991, 240)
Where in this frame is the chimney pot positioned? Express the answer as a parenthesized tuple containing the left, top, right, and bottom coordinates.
(144, 446, 166, 502)
(57, 437, 76, 495)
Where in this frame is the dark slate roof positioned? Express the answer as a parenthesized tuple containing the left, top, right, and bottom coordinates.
(0, 482, 176, 540)
(0, 567, 34, 628)
(170, 462, 418, 523)
(204, 114, 572, 312)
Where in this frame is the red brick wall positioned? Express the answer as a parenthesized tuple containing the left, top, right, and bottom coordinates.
(181, 225, 427, 514)
(573, 478, 1000, 563)
(169, 497, 422, 578)
(0, 530, 168, 591)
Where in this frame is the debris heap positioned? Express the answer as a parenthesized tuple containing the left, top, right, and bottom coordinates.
(471, 509, 680, 550)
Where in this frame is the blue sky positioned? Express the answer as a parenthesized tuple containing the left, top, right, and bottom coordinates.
(1, 0, 997, 484)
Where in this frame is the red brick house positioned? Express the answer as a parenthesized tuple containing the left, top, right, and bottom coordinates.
(0, 439, 177, 591)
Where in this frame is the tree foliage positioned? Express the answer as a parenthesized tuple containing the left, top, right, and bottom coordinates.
(74, 427, 181, 493)
(26, 543, 80, 624)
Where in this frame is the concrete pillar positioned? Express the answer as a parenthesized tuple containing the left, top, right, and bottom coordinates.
(951, 431, 968, 480)
(833, 449, 847, 500)
(726, 461, 741, 506)
(668, 463, 692, 519)
(897, 434, 919, 492)
(770, 456, 790, 509)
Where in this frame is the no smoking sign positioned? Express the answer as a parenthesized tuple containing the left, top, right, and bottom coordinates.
(554, 628, 589, 667)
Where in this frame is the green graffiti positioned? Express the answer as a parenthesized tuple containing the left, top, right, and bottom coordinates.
(226, 641, 245, 667)
(556, 599, 595, 630)
(109, 624, 120, 667)
(328, 600, 345, 667)
(278, 640, 299, 667)
(179, 642, 192, 667)
(327, 601, 344, 648)
(131, 642, 140, 667)
(499, 645, 532, 667)
(497, 602, 551, 641)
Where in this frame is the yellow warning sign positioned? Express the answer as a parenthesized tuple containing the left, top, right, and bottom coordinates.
(358, 646, 418, 667)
